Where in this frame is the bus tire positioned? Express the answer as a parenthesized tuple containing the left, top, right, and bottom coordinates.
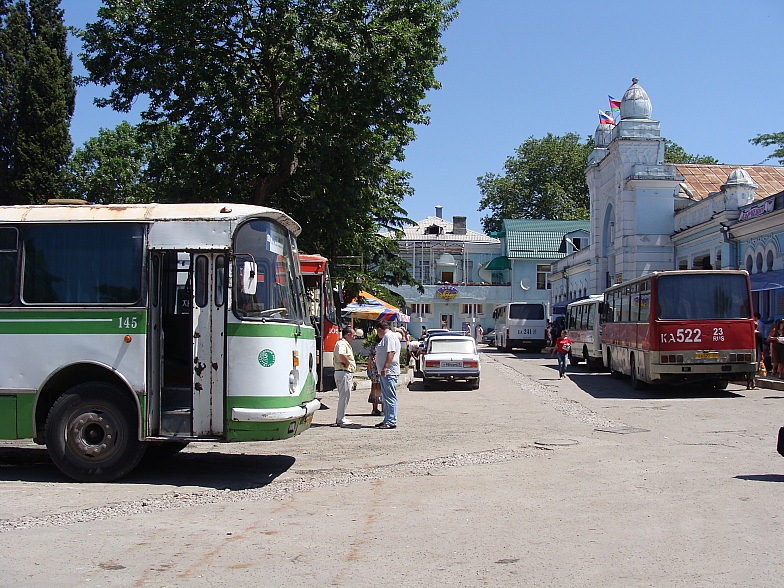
(712, 380, 729, 390)
(583, 347, 591, 367)
(44, 382, 144, 482)
(608, 350, 622, 378)
(630, 355, 646, 390)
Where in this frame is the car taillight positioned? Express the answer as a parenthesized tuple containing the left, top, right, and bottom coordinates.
(463, 360, 479, 368)
(424, 360, 439, 368)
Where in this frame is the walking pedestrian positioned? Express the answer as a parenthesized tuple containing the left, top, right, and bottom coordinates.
(374, 320, 400, 429)
(333, 326, 357, 426)
(550, 329, 572, 379)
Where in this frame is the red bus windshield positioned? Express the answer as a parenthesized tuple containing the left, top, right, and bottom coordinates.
(656, 273, 751, 320)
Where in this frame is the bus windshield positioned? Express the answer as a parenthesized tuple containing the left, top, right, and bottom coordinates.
(657, 273, 751, 320)
(509, 304, 545, 320)
(234, 220, 305, 321)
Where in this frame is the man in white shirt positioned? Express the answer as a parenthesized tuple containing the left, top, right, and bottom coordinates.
(374, 320, 401, 429)
(333, 326, 357, 427)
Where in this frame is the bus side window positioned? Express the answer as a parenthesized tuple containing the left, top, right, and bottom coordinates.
(586, 305, 594, 329)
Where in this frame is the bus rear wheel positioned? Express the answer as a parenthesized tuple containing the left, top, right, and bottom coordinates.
(45, 382, 144, 482)
(630, 355, 646, 390)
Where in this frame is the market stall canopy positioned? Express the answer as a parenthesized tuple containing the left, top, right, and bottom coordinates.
(342, 291, 410, 323)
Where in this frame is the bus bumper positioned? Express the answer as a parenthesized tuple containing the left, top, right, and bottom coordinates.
(231, 398, 321, 422)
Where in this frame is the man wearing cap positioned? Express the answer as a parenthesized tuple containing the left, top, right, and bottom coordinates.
(374, 320, 400, 429)
(333, 326, 357, 427)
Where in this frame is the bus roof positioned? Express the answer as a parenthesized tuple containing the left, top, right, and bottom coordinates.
(0, 202, 302, 235)
(300, 253, 329, 275)
(606, 269, 749, 290)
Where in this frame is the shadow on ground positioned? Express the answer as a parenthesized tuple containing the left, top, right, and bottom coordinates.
(0, 444, 295, 490)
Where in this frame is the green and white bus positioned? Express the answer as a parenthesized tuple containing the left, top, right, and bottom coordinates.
(0, 202, 319, 481)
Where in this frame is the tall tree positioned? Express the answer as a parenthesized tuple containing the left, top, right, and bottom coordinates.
(79, 0, 456, 291)
(477, 133, 592, 234)
(750, 132, 784, 165)
(0, 0, 75, 204)
(663, 140, 719, 164)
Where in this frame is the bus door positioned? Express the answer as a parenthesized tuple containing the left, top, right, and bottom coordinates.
(191, 253, 227, 436)
(151, 251, 226, 437)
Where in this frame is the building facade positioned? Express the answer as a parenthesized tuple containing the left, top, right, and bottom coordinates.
(389, 208, 582, 336)
(551, 77, 784, 325)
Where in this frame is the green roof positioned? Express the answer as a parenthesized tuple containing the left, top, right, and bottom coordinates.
(502, 219, 589, 260)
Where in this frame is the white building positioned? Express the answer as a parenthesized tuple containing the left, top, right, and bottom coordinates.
(551, 77, 784, 324)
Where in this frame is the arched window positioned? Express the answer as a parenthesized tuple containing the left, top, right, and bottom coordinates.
(756, 252, 763, 273)
(767, 250, 775, 272)
(746, 255, 754, 273)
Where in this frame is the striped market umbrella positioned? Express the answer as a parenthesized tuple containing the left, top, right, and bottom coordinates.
(342, 291, 410, 323)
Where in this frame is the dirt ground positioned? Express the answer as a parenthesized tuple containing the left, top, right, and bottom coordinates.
(2, 348, 784, 587)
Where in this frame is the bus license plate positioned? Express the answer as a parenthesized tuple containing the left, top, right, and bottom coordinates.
(441, 361, 462, 368)
(695, 352, 719, 359)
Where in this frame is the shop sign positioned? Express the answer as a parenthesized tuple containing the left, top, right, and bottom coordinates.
(436, 286, 458, 300)
(739, 199, 774, 221)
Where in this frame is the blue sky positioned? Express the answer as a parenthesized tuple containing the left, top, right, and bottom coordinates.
(63, 0, 784, 232)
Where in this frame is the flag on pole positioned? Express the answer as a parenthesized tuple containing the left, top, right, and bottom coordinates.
(598, 110, 615, 125)
(608, 95, 621, 120)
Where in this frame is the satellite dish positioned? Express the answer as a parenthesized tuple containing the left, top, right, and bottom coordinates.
(520, 278, 532, 291)
(477, 263, 493, 283)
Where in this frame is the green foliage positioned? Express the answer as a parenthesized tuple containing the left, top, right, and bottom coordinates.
(477, 133, 592, 233)
(750, 132, 784, 165)
(663, 140, 719, 164)
(65, 121, 201, 203)
(0, 0, 75, 204)
(78, 0, 457, 292)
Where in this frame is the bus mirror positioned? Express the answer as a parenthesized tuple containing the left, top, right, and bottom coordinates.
(241, 261, 258, 295)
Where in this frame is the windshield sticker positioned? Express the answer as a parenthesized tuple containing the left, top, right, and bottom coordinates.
(266, 234, 284, 255)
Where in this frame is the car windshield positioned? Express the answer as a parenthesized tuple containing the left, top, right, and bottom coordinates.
(429, 339, 475, 354)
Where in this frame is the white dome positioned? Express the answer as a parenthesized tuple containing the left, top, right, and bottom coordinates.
(620, 77, 652, 120)
(594, 122, 614, 147)
(725, 167, 756, 187)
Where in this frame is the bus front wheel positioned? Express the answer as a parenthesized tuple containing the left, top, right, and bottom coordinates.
(45, 382, 145, 482)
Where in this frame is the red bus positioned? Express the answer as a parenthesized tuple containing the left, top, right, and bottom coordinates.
(300, 254, 342, 392)
(601, 270, 756, 389)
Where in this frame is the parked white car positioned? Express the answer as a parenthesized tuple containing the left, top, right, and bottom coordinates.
(421, 335, 481, 390)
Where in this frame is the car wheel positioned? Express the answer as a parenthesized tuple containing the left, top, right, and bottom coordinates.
(471, 377, 480, 390)
(423, 378, 433, 390)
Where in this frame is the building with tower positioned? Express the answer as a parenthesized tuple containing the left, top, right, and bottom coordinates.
(550, 78, 784, 324)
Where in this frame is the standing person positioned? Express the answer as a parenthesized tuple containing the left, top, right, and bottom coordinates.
(475, 324, 484, 344)
(754, 312, 765, 364)
(366, 330, 383, 416)
(550, 329, 573, 379)
(374, 320, 401, 429)
(768, 320, 784, 378)
(333, 326, 357, 426)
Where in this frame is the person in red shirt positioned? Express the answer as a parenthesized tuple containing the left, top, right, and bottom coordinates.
(550, 330, 573, 379)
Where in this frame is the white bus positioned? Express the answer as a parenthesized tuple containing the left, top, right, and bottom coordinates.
(565, 295, 604, 368)
(492, 302, 549, 352)
(0, 202, 320, 481)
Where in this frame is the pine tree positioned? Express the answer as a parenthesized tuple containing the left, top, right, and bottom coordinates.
(0, 0, 74, 204)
